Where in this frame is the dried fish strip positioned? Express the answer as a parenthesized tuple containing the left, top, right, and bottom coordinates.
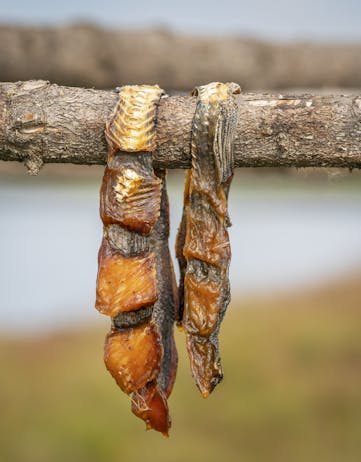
(96, 85, 178, 436)
(176, 82, 240, 397)
(132, 172, 178, 434)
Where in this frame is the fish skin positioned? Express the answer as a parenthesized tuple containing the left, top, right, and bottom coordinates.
(176, 82, 240, 396)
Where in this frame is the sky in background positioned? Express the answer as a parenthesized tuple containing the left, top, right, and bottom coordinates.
(1, 0, 361, 42)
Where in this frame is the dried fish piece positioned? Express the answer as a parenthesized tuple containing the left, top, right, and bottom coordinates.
(131, 381, 170, 435)
(96, 237, 158, 317)
(129, 171, 178, 436)
(100, 157, 162, 234)
(105, 84, 163, 154)
(96, 85, 178, 436)
(176, 82, 240, 397)
(104, 323, 162, 394)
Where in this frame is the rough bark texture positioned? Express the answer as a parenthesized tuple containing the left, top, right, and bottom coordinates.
(1, 24, 361, 91)
(1, 80, 361, 173)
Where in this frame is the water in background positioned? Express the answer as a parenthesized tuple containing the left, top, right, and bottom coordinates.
(0, 171, 361, 332)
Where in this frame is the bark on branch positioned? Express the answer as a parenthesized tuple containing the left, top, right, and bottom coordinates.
(1, 80, 361, 173)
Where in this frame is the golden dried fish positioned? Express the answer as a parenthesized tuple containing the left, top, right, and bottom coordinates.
(100, 162, 161, 234)
(176, 82, 240, 397)
(96, 85, 178, 436)
(104, 323, 162, 394)
(96, 238, 158, 317)
(105, 85, 162, 153)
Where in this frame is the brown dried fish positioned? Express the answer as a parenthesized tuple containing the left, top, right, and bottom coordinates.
(95, 85, 178, 436)
(100, 161, 161, 234)
(96, 237, 158, 317)
(104, 323, 162, 394)
(131, 172, 178, 434)
(176, 82, 240, 398)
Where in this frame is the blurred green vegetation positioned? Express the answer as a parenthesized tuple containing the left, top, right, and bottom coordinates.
(0, 275, 360, 462)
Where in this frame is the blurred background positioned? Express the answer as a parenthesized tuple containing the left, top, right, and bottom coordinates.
(0, 1, 360, 461)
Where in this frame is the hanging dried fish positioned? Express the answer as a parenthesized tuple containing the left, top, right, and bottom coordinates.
(96, 85, 178, 436)
(176, 82, 240, 397)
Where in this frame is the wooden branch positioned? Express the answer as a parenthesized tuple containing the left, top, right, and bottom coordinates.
(1, 24, 361, 91)
(1, 80, 361, 174)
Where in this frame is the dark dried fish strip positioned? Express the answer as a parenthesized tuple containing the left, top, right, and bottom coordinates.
(176, 82, 240, 397)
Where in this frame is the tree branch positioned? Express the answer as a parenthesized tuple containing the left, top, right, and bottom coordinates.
(1, 24, 361, 90)
(1, 80, 361, 173)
